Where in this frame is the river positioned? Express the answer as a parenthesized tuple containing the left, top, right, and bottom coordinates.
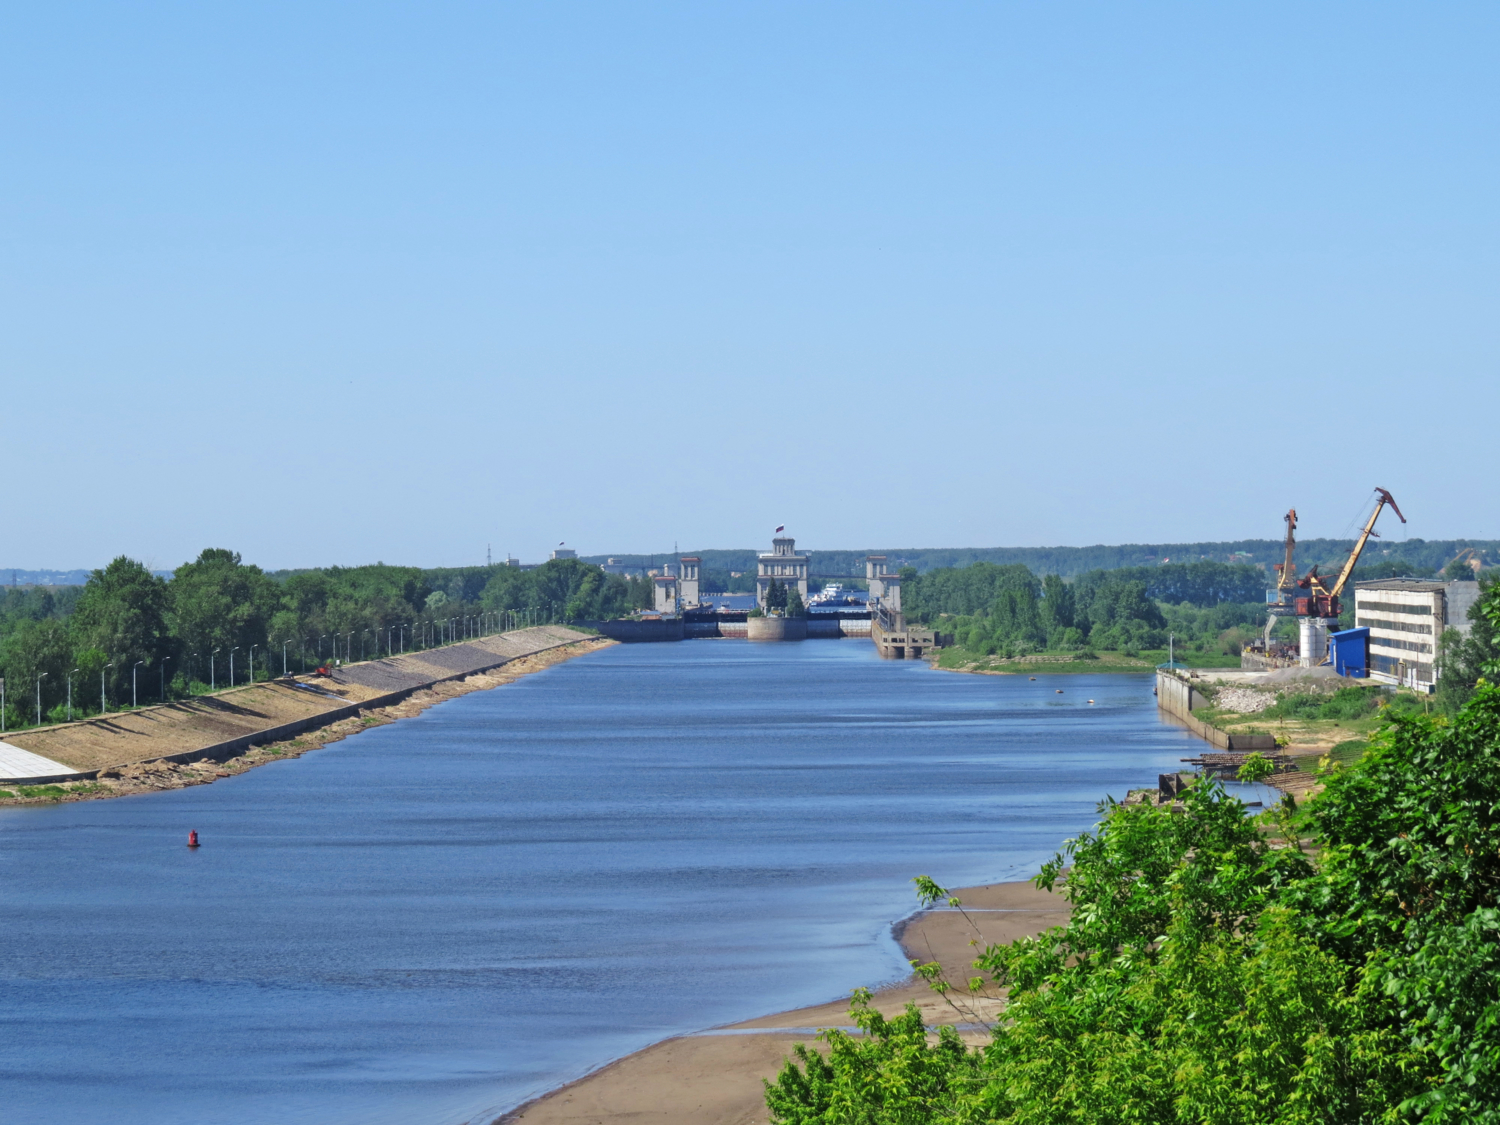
(0, 640, 1200, 1125)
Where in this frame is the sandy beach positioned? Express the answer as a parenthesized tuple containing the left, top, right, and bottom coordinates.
(499, 879, 1069, 1125)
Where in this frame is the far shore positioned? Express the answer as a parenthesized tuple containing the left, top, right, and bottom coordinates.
(498, 879, 1069, 1125)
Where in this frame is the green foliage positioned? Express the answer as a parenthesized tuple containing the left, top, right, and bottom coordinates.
(903, 562, 1040, 620)
(1237, 751, 1276, 783)
(765, 577, 788, 612)
(1261, 685, 1385, 722)
(1437, 573, 1500, 713)
(479, 558, 637, 621)
(168, 549, 279, 673)
(785, 589, 806, 617)
(70, 556, 174, 704)
(767, 685, 1500, 1124)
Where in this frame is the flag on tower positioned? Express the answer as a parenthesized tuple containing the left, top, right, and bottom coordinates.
(774, 525, 785, 533)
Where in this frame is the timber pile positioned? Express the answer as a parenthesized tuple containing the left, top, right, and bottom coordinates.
(1182, 751, 1296, 778)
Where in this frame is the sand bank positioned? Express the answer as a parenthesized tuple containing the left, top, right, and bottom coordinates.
(499, 879, 1068, 1125)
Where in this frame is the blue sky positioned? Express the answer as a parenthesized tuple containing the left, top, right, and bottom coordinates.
(3, 3, 1495, 570)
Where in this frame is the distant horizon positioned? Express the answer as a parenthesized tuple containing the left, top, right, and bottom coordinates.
(5, 531, 1493, 585)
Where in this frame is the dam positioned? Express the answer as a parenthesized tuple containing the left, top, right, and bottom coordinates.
(587, 536, 930, 658)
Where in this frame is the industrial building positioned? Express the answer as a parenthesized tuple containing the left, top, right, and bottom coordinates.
(1353, 578, 1481, 691)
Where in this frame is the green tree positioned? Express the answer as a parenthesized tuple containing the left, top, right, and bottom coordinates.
(0, 618, 74, 725)
(1039, 573, 1074, 631)
(70, 556, 173, 703)
(168, 549, 279, 682)
(1437, 573, 1499, 713)
(766, 577, 788, 611)
(785, 589, 806, 617)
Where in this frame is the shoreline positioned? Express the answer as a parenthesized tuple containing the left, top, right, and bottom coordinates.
(497, 879, 1069, 1125)
(0, 630, 614, 805)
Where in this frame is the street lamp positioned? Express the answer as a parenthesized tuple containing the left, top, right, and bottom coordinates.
(133, 660, 145, 707)
(249, 644, 258, 685)
(282, 640, 290, 677)
(160, 657, 171, 702)
(319, 635, 328, 660)
(67, 667, 78, 721)
(103, 662, 113, 712)
(229, 647, 238, 688)
(36, 672, 48, 725)
(211, 649, 220, 691)
(190, 654, 199, 689)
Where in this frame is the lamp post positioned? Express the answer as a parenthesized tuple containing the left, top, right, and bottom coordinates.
(249, 645, 258, 685)
(360, 631, 366, 661)
(387, 625, 395, 656)
(67, 667, 78, 721)
(229, 648, 238, 688)
(282, 640, 289, 677)
(319, 635, 328, 661)
(36, 672, 48, 725)
(160, 657, 171, 701)
(399, 624, 406, 654)
(190, 653, 198, 689)
(211, 649, 220, 691)
(133, 660, 145, 708)
(103, 662, 113, 712)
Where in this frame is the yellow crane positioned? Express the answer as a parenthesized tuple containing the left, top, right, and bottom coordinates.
(1272, 508, 1298, 601)
(1300, 487, 1405, 619)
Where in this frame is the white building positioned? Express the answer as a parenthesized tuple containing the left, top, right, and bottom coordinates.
(678, 557, 701, 608)
(757, 537, 809, 609)
(1353, 578, 1481, 691)
(866, 555, 900, 613)
(653, 573, 679, 614)
(551, 547, 577, 561)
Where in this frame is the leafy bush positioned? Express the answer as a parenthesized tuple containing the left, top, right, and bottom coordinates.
(1262, 685, 1384, 722)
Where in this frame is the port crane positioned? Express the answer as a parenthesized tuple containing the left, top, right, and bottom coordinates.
(1296, 487, 1405, 621)
(1262, 509, 1299, 648)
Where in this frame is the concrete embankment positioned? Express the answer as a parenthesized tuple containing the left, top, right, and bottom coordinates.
(0, 626, 599, 785)
(1155, 670, 1277, 751)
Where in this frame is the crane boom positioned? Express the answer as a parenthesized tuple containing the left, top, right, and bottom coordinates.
(1274, 508, 1298, 595)
(1294, 488, 1407, 619)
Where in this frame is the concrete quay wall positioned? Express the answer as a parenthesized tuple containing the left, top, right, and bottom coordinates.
(1155, 670, 1277, 751)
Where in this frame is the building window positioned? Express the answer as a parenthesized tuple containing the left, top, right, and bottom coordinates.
(1357, 616, 1433, 636)
(1357, 600, 1433, 617)
(1370, 636, 1432, 655)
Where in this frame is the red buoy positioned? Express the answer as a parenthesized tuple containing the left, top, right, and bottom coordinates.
(188, 830, 200, 848)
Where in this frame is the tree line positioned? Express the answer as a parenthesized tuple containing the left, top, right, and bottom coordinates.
(0, 551, 652, 730)
(900, 560, 1270, 657)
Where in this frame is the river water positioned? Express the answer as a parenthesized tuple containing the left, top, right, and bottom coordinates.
(0, 640, 1199, 1125)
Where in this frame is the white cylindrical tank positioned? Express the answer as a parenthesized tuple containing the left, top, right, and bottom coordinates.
(1298, 617, 1329, 668)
